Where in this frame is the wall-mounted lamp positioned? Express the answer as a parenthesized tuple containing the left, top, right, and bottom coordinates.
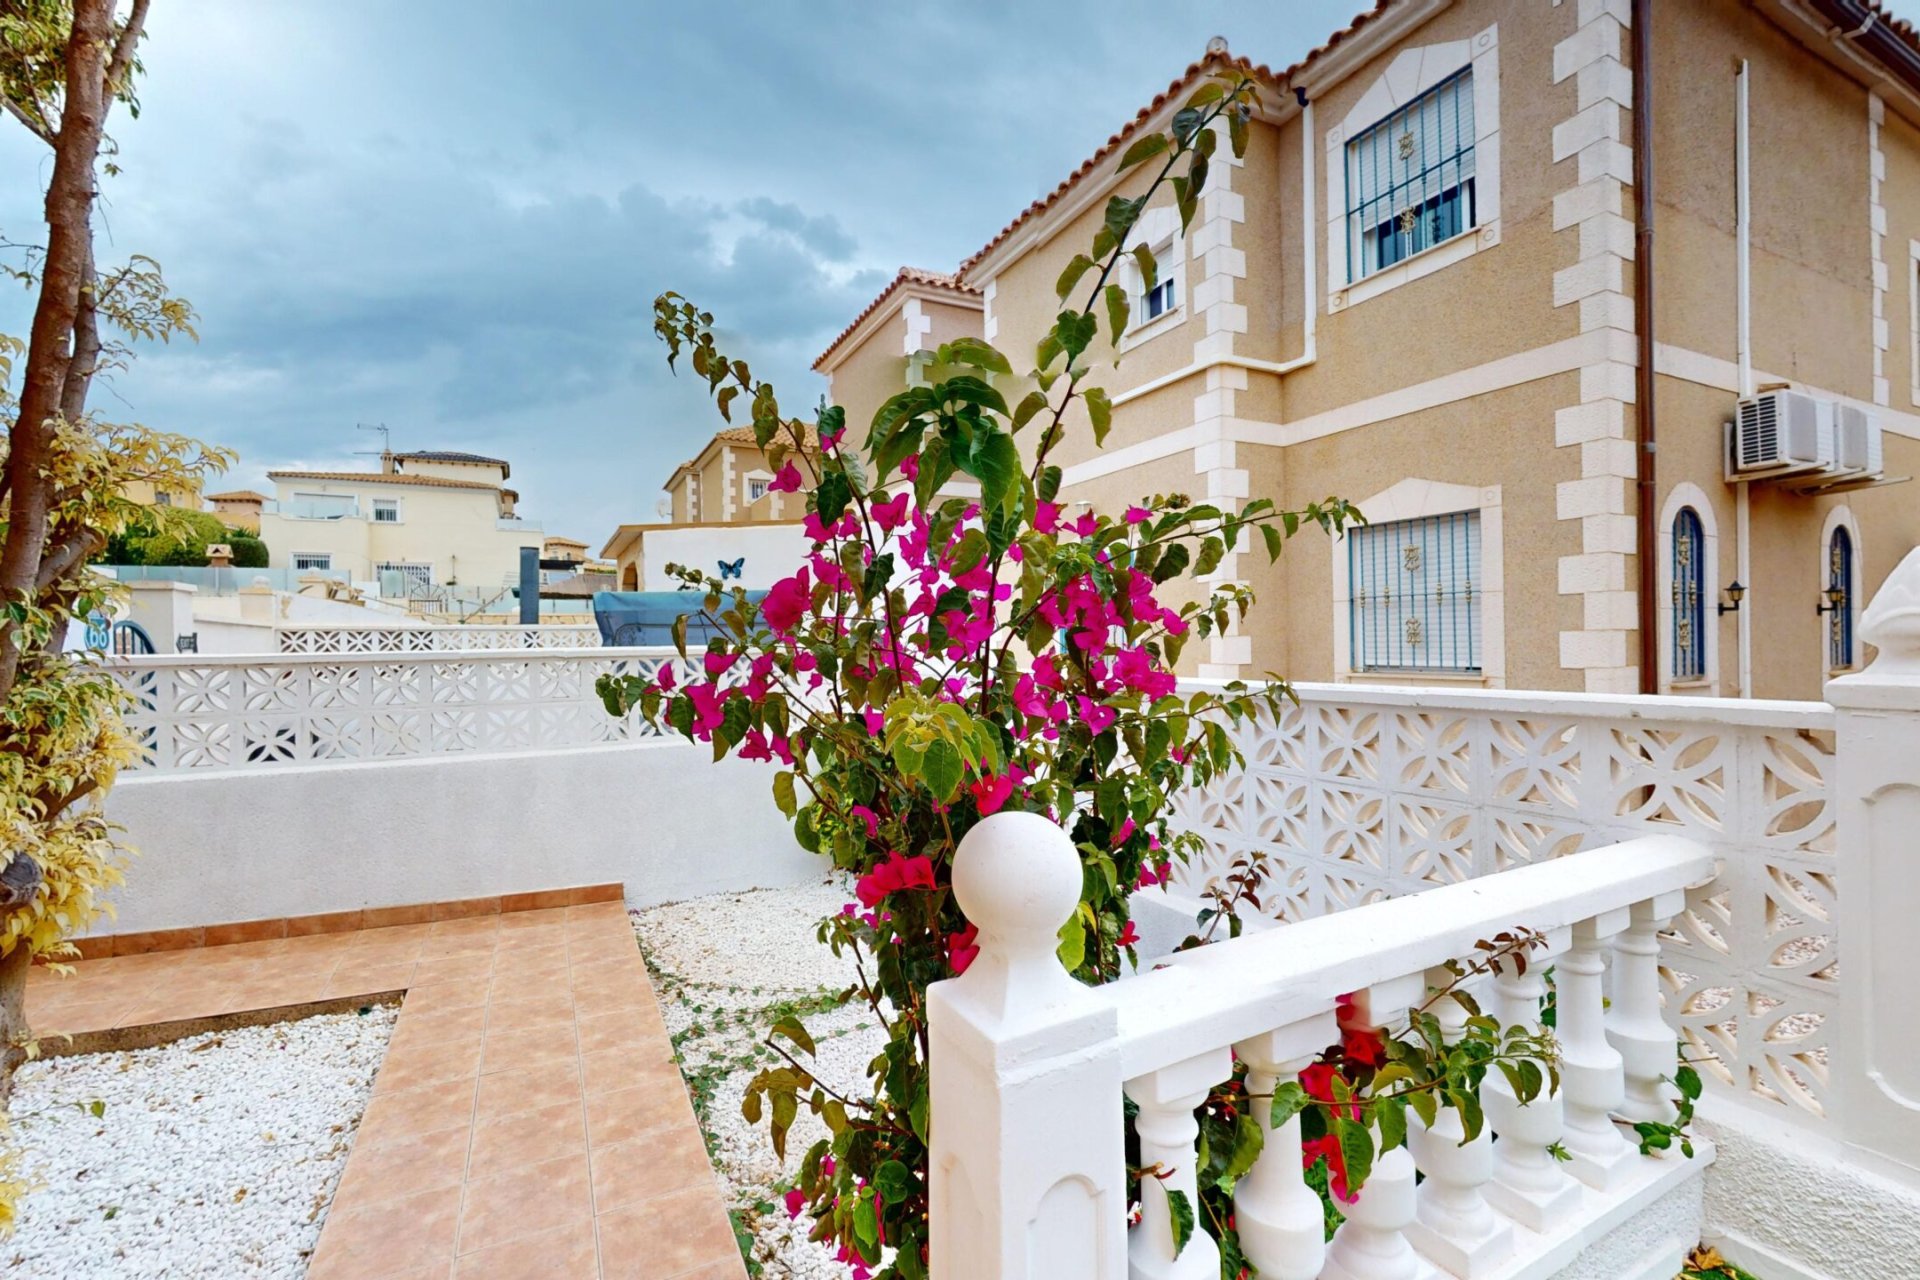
(1816, 582, 1848, 616)
(1717, 581, 1746, 616)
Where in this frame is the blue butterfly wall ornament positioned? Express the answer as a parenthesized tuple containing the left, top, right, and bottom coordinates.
(718, 557, 745, 581)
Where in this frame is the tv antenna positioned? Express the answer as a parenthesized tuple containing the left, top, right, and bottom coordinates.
(354, 422, 391, 458)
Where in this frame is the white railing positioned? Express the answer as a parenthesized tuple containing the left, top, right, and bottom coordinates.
(274, 624, 600, 652)
(1168, 682, 1838, 1133)
(109, 647, 691, 772)
(930, 812, 1716, 1280)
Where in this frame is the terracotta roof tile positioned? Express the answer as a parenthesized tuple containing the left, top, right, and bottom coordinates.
(953, 12, 1405, 281)
(205, 489, 267, 502)
(812, 267, 981, 373)
(265, 469, 503, 492)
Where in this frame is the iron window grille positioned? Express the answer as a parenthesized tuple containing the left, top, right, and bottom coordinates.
(1671, 507, 1706, 681)
(293, 553, 332, 571)
(1828, 525, 1855, 670)
(1345, 67, 1477, 283)
(1348, 510, 1481, 673)
(373, 498, 400, 523)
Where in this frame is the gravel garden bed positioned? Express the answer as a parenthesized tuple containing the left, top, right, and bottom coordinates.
(633, 877, 886, 1280)
(5, 1003, 398, 1278)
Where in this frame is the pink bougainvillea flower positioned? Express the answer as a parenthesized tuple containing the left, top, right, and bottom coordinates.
(968, 772, 1014, 815)
(863, 709, 885, 737)
(821, 426, 846, 452)
(946, 923, 981, 975)
(784, 1188, 807, 1219)
(1076, 695, 1118, 735)
(896, 855, 936, 891)
(1068, 512, 1100, 537)
(1124, 505, 1153, 525)
(685, 684, 726, 736)
(848, 805, 880, 840)
(762, 569, 811, 633)
(871, 491, 911, 532)
(1034, 501, 1062, 534)
(654, 663, 677, 693)
(1117, 920, 1139, 948)
(704, 650, 737, 676)
(767, 461, 803, 493)
(738, 730, 773, 762)
(1111, 817, 1136, 847)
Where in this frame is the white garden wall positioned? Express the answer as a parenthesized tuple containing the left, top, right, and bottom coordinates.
(97, 740, 818, 936)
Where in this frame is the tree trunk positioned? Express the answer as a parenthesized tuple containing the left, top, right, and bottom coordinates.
(0, 0, 116, 705)
(0, 946, 33, 1108)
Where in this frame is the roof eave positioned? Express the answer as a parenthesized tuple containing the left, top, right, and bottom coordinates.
(813, 280, 985, 375)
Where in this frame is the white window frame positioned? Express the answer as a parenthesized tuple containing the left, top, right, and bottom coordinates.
(290, 491, 357, 520)
(1325, 24, 1501, 314)
(154, 490, 174, 507)
(371, 496, 402, 524)
(1332, 477, 1504, 686)
(292, 552, 333, 572)
(1119, 205, 1186, 351)
(745, 470, 773, 504)
(1818, 504, 1865, 676)
(1656, 482, 1722, 695)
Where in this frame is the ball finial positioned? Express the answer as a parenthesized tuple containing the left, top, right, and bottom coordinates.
(952, 812, 1081, 948)
(1206, 35, 1230, 55)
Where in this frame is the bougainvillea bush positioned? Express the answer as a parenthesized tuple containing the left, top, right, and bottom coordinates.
(603, 73, 1571, 1279)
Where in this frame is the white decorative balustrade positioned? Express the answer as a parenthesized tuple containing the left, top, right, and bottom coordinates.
(108, 647, 691, 772)
(1169, 683, 1838, 1132)
(275, 624, 600, 652)
(929, 812, 1716, 1280)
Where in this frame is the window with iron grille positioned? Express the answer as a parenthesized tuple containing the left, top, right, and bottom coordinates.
(1828, 525, 1855, 670)
(748, 477, 770, 502)
(1348, 511, 1480, 673)
(1671, 507, 1706, 681)
(372, 497, 400, 523)
(293, 552, 332, 572)
(1345, 68, 1476, 283)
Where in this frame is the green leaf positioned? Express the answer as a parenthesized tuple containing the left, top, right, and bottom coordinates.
(1193, 536, 1224, 577)
(1260, 522, 1284, 563)
(1056, 253, 1097, 301)
(875, 1159, 914, 1205)
(772, 771, 797, 818)
(1336, 1117, 1374, 1195)
(1133, 243, 1158, 292)
(1038, 465, 1062, 503)
(853, 1197, 879, 1248)
(1011, 390, 1049, 432)
(741, 1090, 762, 1124)
(1085, 387, 1113, 448)
(940, 336, 1012, 375)
(1166, 1188, 1195, 1258)
(1055, 915, 1086, 971)
(1269, 1080, 1311, 1128)
(1103, 194, 1148, 245)
(670, 613, 688, 660)
(771, 1015, 816, 1056)
(814, 470, 851, 524)
(1116, 132, 1170, 173)
(1151, 542, 1190, 584)
(968, 428, 1022, 518)
(1104, 283, 1129, 344)
(1053, 311, 1099, 363)
(921, 739, 963, 800)
(1376, 1095, 1408, 1154)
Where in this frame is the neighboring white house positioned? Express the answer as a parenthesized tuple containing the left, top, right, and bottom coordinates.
(258, 450, 542, 596)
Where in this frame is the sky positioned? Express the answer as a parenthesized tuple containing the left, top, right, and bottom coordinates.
(0, 2, 1481, 546)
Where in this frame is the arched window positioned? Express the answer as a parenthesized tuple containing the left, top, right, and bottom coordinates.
(1671, 508, 1706, 681)
(1827, 525, 1856, 670)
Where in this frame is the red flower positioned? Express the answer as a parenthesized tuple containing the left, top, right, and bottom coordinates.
(968, 772, 1013, 815)
(762, 569, 811, 633)
(1117, 920, 1139, 948)
(767, 461, 803, 493)
(1342, 1025, 1386, 1068)
(946, 924, 980, 975)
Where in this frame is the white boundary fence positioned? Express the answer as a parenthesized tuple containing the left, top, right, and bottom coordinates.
(274, 624, 600, 652)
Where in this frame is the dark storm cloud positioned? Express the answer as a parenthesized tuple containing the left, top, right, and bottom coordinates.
(0, 0, 1372, 543)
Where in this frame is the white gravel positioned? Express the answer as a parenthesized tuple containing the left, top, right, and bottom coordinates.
(634, 876, 890, 1280)
(4, 1003, 398, 1279)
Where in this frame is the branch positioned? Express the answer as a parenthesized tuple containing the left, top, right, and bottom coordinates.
(33, 527, 105, 594)
(0, 98, 54, 147)
(102, 0, 152, 113)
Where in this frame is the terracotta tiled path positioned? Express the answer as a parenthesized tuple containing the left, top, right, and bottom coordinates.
(26, 903, 746, 1280)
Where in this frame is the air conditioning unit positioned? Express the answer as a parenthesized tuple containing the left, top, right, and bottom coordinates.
(1835, 402, 1884, 476)
(1734, 389, 1829, 473)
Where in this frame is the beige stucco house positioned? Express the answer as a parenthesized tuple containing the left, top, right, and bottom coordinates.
(819, 0, 1920, 703)
(257, 450, 542, 595)
(604, 425, 819, 591)
(205, 489, 265, 533)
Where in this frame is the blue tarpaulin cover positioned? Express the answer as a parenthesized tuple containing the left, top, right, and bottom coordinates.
(591, 591, 766, 647)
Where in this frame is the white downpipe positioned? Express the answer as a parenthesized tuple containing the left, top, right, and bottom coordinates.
(1735, 61, 1755, 698)
(1111, 99, 1318, 409)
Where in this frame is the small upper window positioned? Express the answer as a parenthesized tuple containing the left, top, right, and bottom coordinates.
(1671, 508, 1706, 682)
(1345, 68, 1477, 282)
(293, 552, 332, 572)
(154, 490, 174, 507)
(372, 498, 400, 523)
(748, 478, 770, 502)
(1139, 244, 1178, 323)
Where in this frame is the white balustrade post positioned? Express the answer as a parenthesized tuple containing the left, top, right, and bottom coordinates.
(1558, 909, 1637, 1188)
(1829, 546, 1920, 1165)
(1128, 1049, 1232, 1280)
(1607, 891, 1687, 1126)
(1233, 1010, 1340, 1280)
(1405, 968, 1512, 1277)
(929, 812, 1127, 1280)
(1322, 974, 1438, 1280)
(1483, 926, 1581, 1230)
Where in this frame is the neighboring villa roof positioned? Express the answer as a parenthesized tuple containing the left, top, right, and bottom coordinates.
(665, 423, 820, 489)
(812, 267, 982, 373)
(205, 489, 267, 503)
(394, 449, 511, 478)
(267, 469, 503, 492)
(543, 535, 590, 548)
